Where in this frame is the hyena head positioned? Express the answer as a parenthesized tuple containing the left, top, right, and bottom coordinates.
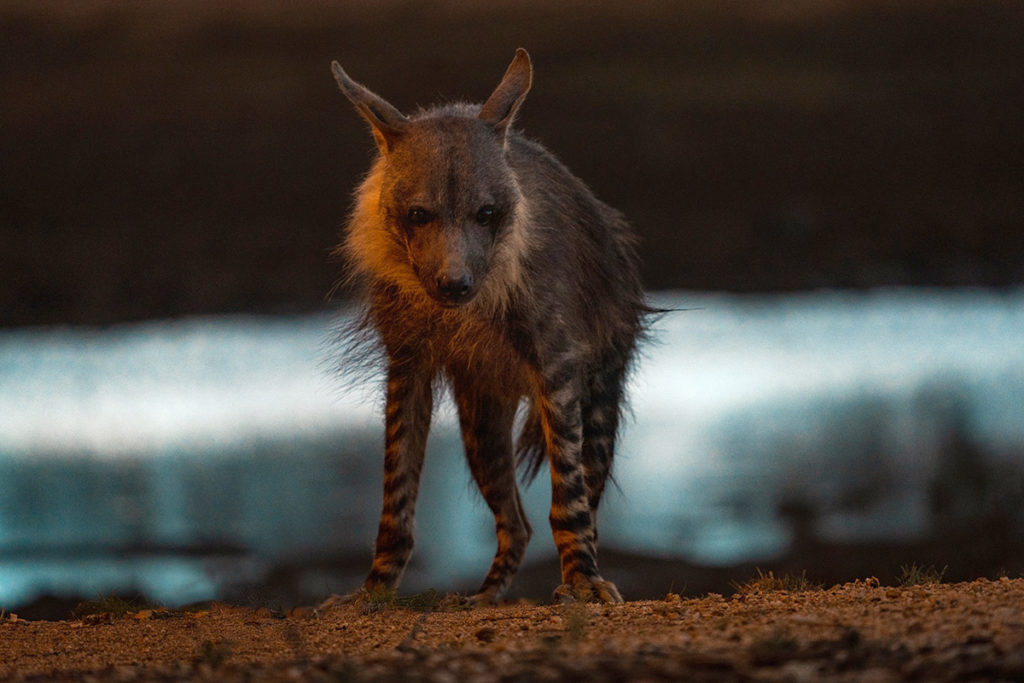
(332, 50, 533, 308)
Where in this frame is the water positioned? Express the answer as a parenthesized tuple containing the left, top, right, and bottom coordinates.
(1, 289, 1023, 607)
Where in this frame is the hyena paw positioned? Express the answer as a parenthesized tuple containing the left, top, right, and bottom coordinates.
(553, 575, 623, 604)
(468, 586, 503, 606)
(314, 591, 361, 614)
(438, 593, 475, 610)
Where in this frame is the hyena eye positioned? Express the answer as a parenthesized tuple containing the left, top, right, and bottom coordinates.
(475, 205, 498, 226)
(407, 207, 434, 226)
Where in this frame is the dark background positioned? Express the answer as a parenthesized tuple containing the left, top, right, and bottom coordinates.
(3, 0, 1022, 328)
(3, 2, 1024, 617)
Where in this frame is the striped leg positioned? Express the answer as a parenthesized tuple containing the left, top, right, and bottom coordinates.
(453, 379, 532, 604)
(361, 359, 433, 593)
(318, 360, 432, 611)
(581, 362, 627, 529)
(539, 357, 622, 604)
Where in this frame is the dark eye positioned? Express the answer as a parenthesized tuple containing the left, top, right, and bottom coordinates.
(475, 205, 498, 226)
(407, 207, 433, 226)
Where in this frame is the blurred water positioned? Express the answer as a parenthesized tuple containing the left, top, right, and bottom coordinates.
(1, 289, 1023, 607)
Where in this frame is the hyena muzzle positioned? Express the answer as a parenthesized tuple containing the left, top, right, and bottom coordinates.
(325, 48, 647, 604)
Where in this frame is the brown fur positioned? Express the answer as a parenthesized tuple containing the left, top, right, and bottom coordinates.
(326, 49, 648, 605)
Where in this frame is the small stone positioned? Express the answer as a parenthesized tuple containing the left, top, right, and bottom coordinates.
(288, 606, 317, 620)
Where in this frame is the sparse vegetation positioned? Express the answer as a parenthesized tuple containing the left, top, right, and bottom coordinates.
(355, 587, 471, 614)
(732, 569, 821, 594)
(560, 601, 589, 642)
(71, 595, 156, 619)
(898, 563, 947, 587)
(355, 586, 402, 613)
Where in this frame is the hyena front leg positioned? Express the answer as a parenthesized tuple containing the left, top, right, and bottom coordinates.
(453, 377, 532, 604)
(538, 360, 623, 604)
(320, 357, 433, 611)
(362, 357, 434, 592)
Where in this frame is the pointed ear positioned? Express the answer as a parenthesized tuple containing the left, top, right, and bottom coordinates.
(478, 48, 532, 140)
(331, 61, 408, 154)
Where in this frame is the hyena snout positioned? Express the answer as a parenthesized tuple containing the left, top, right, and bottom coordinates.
(420, 233, 486, 306)
(435, 271, 475, 304)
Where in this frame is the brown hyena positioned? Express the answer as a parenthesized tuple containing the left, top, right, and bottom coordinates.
(326, 49, 647, 604)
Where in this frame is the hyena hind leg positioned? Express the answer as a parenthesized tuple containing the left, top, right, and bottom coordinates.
(581, 360, 628, 527)
(537, 364, 623, 604)
(454, 380, 532, 604)
(547, 361, 628, 605)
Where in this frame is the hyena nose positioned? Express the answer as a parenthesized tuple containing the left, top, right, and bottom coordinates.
(436, 273, 474, 303)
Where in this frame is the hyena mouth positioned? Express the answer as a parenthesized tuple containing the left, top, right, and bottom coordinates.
(432, 291, 476, 308)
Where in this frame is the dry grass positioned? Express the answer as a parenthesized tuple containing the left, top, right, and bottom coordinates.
(898, 563, 948, 587)
(731, 568, 822, 594)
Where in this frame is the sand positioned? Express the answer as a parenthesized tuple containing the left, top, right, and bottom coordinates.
(2, 577, 1023, 681)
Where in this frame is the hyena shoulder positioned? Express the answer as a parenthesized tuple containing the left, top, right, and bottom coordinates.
(502, 133, 646, 354)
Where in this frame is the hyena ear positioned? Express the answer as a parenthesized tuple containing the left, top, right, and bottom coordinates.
(331, 61, 408, 154)
(478, 48, 532, 141)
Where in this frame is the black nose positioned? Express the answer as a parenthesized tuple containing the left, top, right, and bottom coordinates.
(436, 273, 474, 303)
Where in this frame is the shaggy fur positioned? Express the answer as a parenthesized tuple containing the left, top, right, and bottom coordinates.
(326, 49, 648, 604)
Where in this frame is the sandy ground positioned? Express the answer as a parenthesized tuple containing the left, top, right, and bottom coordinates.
(2, 578, 1022, 681)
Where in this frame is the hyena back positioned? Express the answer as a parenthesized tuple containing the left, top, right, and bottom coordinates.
(329, 49, 646, 604)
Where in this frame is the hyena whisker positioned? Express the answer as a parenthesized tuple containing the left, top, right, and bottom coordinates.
(325, 48, 648, 606)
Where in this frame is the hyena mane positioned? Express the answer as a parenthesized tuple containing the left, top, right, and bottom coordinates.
(326, 48, 651, 605)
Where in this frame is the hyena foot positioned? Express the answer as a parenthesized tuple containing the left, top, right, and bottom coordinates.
(468, 586, 505, 606)
(553, 575, 623, 604)
(315, 590, 362, 613)
(436, 593, 475, 610)
(316, 582, 394, 613)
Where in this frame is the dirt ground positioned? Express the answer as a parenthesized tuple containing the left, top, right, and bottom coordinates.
(2, 578, 1022, 681)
